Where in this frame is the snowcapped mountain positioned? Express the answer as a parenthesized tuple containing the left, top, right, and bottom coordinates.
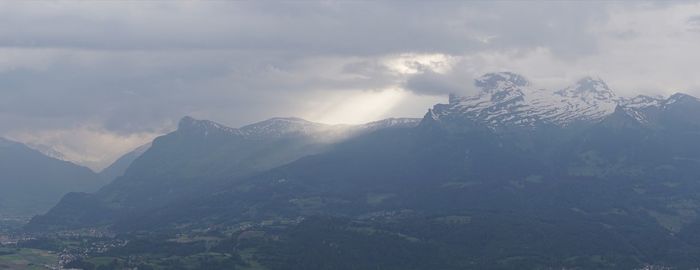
(360, 118, 422, 131)
(613, 93, 700, 126)
(178, 115, 420, 142)
(239, 117, 336, 139)
(618, 95, 664, 109)
(177, 116, 241, 137)
(427, 72, 697, 130)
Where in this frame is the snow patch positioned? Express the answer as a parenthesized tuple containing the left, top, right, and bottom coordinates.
(428, 73, 668, 129)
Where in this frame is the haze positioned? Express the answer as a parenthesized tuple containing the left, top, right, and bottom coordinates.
(2, 1, 700, 170)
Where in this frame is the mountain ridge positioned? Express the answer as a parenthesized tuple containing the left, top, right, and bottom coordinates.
(24, 74, 700, 269)
(428, 72, 697, 131)
(0, 137, 106, 216)
(27, 116, 422, 230)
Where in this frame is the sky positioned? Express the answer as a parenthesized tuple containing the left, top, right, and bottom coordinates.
(2, 1, 700, 171)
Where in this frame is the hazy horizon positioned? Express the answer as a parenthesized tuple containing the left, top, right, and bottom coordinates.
(3, 1, 700, 169)
(6, 2, 700, 269)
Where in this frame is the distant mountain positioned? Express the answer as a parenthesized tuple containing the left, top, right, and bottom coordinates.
(98, 143, 151, 183)
(124, 85, 700, 267)
(30, 73, 700, 268)
(428, 72, 695, 132)
(429, 73, 618, 130)
(25, 143, 69, 162)
(29, 116, 420, 229)
(0, 138, 106, 216)
(183, 116, 421, 140)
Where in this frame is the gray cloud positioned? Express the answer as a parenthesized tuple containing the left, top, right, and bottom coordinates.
(404, 69, 477, 97)
(1, 1, 700, 169)
(687, 15, 700, 31)
(0, 2, 606, 56)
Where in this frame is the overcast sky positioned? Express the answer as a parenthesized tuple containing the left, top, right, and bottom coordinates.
(2, 1, 700, 170)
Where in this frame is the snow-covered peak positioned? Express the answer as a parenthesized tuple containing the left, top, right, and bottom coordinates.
(360, 118, 421, 131)
(474, 72, 530, 93)
(239, 117, 328, 138)
(665, 92, 699, 106)
(428, 72, 700, 130)
(614, 92, 700, 125)
(178, 116, 328, 139)
(176, 116, 420, 142)
(618, 95, 664, 109)
(556, 76, 615, 101)
(429, 74, 619, 129)
(177, 116, 241, 137)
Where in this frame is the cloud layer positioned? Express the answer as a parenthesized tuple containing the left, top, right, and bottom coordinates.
(2, 1, 700, 170)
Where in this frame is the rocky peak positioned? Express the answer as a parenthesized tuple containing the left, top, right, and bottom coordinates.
(177, 116, 239, 137)
(428, 73, 621, 130)
(361, 118, 421, 130)
(239, 117, 328, 138)
(177, 116, 197, 129)
(666, 92, 700, 106)
(556, 76, 615, 101)
(474, 72, 530, 93)
(618, 95, 664, 109)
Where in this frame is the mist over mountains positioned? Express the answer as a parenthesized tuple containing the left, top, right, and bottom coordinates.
(5, 2, 700, 269)
(0, 138, 105, 216)
(9, 73, 700, 268)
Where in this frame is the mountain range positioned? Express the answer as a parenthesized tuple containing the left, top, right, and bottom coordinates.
(27, 116, 420, 230)
(20, 72, 700, 269)
(430, 72, 694, 130)
(0, 138, 106, 216)
(97, 143, 152, 184)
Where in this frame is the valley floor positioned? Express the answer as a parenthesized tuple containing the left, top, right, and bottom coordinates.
(0, 248, 58, 270)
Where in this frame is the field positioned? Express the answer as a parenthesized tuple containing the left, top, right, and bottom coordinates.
(0, 248, 58, 270)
